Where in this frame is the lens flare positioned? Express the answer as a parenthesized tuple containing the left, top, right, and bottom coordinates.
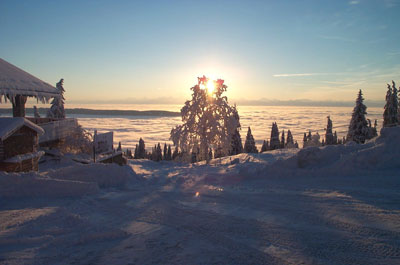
(206, 80, 215, 94)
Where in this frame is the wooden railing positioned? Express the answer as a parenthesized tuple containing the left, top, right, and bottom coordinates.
(34, 118, 79, 144)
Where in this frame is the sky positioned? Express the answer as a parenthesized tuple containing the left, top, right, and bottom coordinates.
(1, 0, 400, 106)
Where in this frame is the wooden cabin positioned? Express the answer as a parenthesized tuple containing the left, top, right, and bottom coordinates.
(0, 117, 45, 172)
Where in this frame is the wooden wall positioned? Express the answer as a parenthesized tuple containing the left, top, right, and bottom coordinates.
(2, 127, 37, 160)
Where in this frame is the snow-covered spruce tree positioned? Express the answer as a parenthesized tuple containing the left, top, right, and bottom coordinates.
(117, 141, 122, 151)
(269, 122, 280, 150)
(261, 140, 268, 152)
(166, 145, 172, 160)
(230, 105, 243, 155)
(391, 81, 398, 125)
(170, 76, 239, 162)
(137, 138, 146, 159)
(163, 143, 167, 160)
(333, 131, 338, 144)
(280, 130, 285, 149)
(325, 116, 334, 145)
(47, 79, 66, 119)
(285, 130, 296, 148)
(347, 89, 369, 143)
(383, 84, 392, 127)
(244, 127, 258, 153)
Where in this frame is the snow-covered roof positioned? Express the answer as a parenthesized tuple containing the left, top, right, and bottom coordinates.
(0, 58, 60, 103)
(0, 117, 44, 141)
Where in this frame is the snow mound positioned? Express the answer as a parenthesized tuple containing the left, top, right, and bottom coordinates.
(0, 172, 99, 198)
(258, 126, 400, 177)
(45, 163, 139, 188)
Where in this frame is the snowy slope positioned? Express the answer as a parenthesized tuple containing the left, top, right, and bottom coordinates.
(0, 127, 399, 264)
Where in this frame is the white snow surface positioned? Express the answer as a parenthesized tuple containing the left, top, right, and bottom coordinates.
(1, 127, 400, 264)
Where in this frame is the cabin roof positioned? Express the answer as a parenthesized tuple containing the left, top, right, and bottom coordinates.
(0, 117, 44, 141)
(0, 58, 60, 103)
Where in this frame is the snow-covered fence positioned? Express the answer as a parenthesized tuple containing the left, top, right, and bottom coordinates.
(38, 118, 79, 144)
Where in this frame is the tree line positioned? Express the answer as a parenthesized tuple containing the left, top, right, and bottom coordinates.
(121, 78, 397, 163)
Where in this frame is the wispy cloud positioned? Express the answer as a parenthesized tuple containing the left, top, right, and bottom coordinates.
(349, 0, 360, 5)
(273, 73, 323, 77)
(320, 35, 356, 42)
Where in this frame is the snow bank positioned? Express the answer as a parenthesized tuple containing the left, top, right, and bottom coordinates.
(257, 126, 400, 177)
(0, 172, 98, 198)
(45, 163, 139, 188)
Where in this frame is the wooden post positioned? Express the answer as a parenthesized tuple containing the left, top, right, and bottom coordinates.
(11, 95, 27, 117)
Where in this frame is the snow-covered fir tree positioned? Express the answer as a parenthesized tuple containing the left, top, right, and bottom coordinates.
(47, 79, 66, 119)
(280, 130, 285, 149)
(163, 143, 167, 160)
(170, 76, 239, 162)
(325, 116, 334, 145)
(285, 130, 296, 148)
(134, 144, 139, 159)
(244, 127, 258, 153)
(260, 140, 268, 152)
(156, 143, 163, 161)
(391, 81, 398, 126)
(33, 106, 40, 118)
(303, 131, 322, 148)
(269, 122, 280, 150)
(117, 142, 122, 151)
(347, 89, 370, 143)
(137, 138, 146, 159)
(229, 105, 243, 155)
(383, 84, 392, 127)
(166, 145, 172, 161)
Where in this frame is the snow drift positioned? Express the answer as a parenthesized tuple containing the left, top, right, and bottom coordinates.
(261, 126, 400, 177)
(0, 172, 99, 198)
(45, 163, 139, 188)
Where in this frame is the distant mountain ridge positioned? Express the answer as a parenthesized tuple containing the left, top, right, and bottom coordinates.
(0, 108, 181, 117)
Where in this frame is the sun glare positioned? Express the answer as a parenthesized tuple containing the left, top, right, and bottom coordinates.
(206, 79, 215, 94)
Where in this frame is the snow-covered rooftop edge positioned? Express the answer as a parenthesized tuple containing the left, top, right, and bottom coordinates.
(0, 58, 60, 103)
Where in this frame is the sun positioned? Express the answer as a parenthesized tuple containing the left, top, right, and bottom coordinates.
(206, 79, 215, 94)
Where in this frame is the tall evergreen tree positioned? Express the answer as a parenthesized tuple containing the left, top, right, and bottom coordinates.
(244, 127, 258, 153)
(391, 81, 398, 125)
(270, 122, 280, 150)
(325, 116, 334, 145)
(383, 83, 393, 127)
(230, 106, 243, 155)
(47, 79, 66, 119)
(347, 89, 369, 143)
(137, 138, 146, 159)
(167, 145, 172, 160)
(286, 130, 295, 148)
(117, 141, 122, 151)
(163, 143, 167, 160)
(134, 144, 139, 159)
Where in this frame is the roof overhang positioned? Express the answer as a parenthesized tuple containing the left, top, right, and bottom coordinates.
(0, 58, 60, 104)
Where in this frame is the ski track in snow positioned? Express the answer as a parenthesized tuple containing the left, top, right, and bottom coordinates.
(1, 151, 400, 264)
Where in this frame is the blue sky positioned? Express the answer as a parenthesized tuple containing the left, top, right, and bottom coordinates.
(1, 0, 400, 105)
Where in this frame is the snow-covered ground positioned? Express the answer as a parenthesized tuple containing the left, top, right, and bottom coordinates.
(1, 128, 399, 264)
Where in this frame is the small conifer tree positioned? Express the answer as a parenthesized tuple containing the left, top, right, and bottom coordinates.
(261, 140, 268, 152)
(244, 127, 258, 153)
